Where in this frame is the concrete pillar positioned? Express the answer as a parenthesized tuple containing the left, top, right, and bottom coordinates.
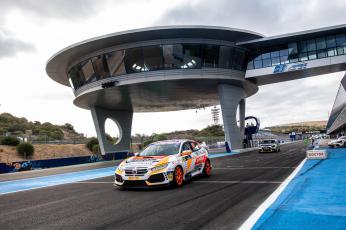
(218, 84, 246, 151)
(91, 106, 133, 155)
(239, 99, 246, 136)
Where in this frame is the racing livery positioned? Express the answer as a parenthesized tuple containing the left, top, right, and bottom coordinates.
(114, 140, 212, 188)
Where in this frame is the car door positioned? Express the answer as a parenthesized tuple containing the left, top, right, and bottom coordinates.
(181, 142, 195, 173)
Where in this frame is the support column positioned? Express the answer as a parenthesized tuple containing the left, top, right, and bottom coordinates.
(218, 84, 246, 151)
(239, 99, 246, 136)
(91, 106, 133, 155)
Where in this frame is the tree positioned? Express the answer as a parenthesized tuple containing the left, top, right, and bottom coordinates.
(16, 142, 34, 158)
(92, 144, 100, 154)
(86, 137, 99, 151)
(1, 136, 20, 146)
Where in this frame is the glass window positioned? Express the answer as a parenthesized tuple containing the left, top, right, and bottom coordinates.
(336, 34, 346, 46)
(316, 37, 326, 50)
(307, 39, 316, 51)
(68, 65, 85, 89)
(106, 50, 126, 76)
(279, 49, 289, 56)
(326, 36, 336, 48)
(289, 57, 298, 63)
(233, 49, 246, 70)
(271, 51, 280, 58)
(124, 47, 145, 73)
(308, 51, 317, 60)
(162, 44, 184, 69)
(142, 45, 164, 71)
(262, 58, 271, 68)
(201, 44, 218, 68)
(254, 55, 262, 61)
(219, 46, 233, 69)
(327, 48, 336, 57)
(81, 60, 97, 83)
(92, 55, 110, 80)
(280, 55, 288, 64)
(254, 60, 262, 69)
(298, 41, 307, 53)
(288, 42, 298, 54)
(261, 52, 271, 59)
(183, 44, 202, 69)
(317, 50, 327, 58)
(271, 57, 280, 66)
(337, 47, 345, 55)
(299, 53, 308, 61)
(247, 61, 254, 70)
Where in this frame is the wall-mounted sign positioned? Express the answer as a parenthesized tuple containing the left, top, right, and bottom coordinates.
(273, 62, 308, 73)
(306, 149, 328, 159)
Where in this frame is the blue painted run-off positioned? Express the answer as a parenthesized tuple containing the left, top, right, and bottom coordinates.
(0, 151, 237, 195)
(253, 148, 346, 230)
(0, 167, 115, 195)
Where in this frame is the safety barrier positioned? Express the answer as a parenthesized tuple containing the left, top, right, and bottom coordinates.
(0, 151, 129, 174)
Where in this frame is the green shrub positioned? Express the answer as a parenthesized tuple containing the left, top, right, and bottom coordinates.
(16, 142, 34, 158)
(86, 137, 98, 151)
(1, 136, 20, 146)
(92, 144, 100, 154)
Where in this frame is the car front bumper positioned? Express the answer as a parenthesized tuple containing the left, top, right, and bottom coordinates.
(114, 170, 174, 187)
(259, 147, 277, 152)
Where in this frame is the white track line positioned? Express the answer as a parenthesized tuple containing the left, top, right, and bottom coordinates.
(195, 180, 282, 184)
(238, 158, 307, 230)
(214, 167, 295, 170)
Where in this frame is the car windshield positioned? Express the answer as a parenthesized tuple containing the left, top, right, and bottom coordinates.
(139, 143, 180, 156)
(262, 140, 275, 144)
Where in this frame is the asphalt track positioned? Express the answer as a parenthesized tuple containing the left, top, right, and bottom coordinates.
(0, 142, 306, 230)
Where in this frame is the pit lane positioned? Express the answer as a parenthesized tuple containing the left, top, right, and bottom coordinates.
(0, 141, 305, 230)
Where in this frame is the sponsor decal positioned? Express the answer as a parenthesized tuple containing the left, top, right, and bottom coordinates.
(182, 155, 192, 162)
(273, 62, 307, 73)
(195, 155, 206, 165)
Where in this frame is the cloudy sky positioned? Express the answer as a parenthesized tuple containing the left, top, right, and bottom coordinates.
(0, 0, 345, 137)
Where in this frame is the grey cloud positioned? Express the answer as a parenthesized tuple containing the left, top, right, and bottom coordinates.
(0, 0, 102, 20)
(156, 0, 346, 36)
(0, 32, 35, 58)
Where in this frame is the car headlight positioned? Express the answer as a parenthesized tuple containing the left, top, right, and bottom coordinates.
(151, 163, 168, 172)
(116, 164, 124, 172)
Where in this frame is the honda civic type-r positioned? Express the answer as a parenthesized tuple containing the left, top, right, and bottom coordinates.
(114, 139, 212, 188)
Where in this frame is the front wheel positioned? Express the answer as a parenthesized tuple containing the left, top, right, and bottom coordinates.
(172, 166, 184, 187)
(202, 159, 212, 177)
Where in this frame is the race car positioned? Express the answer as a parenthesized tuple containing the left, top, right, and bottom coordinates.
(258, 139, 281, 153)
(114, 139, 212, 188)
(328, 136, 346, 148)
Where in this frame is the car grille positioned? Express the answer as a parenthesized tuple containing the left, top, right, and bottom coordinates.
(123, 180, 147, 187)
(148, 173, 166, 183)
(125, 167, 148, 176)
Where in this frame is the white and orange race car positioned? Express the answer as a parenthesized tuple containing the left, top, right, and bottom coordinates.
(114, 139, 212, 188)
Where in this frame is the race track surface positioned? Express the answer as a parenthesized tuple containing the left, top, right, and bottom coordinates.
(0, 142, 306, 230)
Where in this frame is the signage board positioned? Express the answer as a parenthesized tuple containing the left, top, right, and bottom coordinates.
(273, 62, 308, 74)
(306, 150, 328, 159)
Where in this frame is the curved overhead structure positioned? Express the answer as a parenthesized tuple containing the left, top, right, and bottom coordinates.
(327, 75, 346, 136)
(46, 24, 346, 155)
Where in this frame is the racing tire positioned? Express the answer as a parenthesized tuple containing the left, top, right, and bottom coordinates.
(202, 159, 212, 177)
(172, 166, 184, 187)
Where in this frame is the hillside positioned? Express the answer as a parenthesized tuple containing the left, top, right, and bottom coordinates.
(265, 120, 327, 133)
(0, 113, 85, 141)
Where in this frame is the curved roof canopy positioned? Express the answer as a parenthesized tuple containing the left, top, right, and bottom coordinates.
(46, 25, 264, 86)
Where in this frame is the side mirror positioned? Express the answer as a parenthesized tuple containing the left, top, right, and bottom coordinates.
(134, 152, 139, 156)
(181, 150, 192, 156)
